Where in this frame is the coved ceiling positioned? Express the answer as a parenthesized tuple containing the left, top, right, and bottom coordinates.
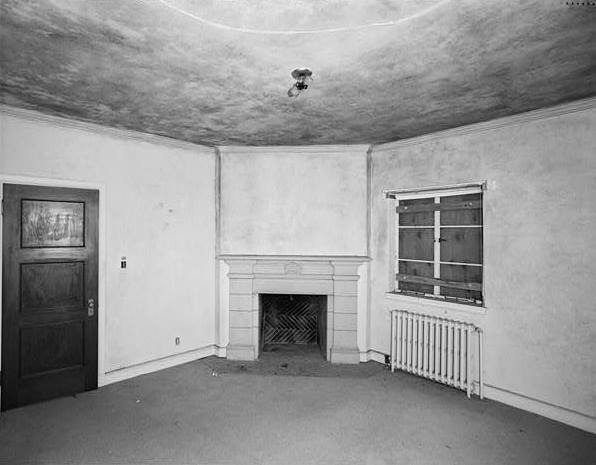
(1, 0, 595, 146)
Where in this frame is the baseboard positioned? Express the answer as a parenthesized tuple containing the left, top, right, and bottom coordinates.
(483, 384, 596, 434)
(361, 349, 387, 364)
(366, 350, 595, 434)
(99, 344, 218, 386)
(215, 345, 227, 358)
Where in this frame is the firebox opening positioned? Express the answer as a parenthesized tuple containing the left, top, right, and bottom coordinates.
(259, 294, 327, 360)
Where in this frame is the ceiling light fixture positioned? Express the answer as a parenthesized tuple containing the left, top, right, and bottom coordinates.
(287, 68, 313, 97)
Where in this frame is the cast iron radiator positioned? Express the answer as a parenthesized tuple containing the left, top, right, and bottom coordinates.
(390, 309, 484, 398)
(261, 294, 322, 344)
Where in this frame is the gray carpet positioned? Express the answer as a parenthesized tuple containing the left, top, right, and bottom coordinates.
(0, 352, 594, 465)
(208, 344, 384, 378)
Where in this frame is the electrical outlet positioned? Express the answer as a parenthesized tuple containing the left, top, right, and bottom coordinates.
(175, 337, 180, 346)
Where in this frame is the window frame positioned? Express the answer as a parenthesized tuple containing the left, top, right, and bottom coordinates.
(385, 182, 486, 308)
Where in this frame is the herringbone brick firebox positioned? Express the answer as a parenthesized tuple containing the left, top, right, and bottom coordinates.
(260, 294, 327, 355)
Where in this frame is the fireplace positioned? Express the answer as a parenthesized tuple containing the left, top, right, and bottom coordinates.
(260, 294, 327, 358)
(220, 255, 369, 364)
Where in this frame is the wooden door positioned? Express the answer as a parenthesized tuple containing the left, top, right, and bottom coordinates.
(1, 184, 98, 410)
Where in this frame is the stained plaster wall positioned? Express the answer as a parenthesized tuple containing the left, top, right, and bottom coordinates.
(0, 109, 217, 385)
(369, 103, 596, 428)
(219, 146, 369, 256)
(218, 146, 370, 354)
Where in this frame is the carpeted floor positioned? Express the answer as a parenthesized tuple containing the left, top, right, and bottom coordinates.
(0, 350, 594, 465)
(210, 343, 383, 378)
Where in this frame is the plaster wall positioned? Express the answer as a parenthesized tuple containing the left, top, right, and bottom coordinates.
(218, 146, 370, 356)
(370, 105, 596, 423)
(219, 147, 368, 256)
(0, 110, 217, 383)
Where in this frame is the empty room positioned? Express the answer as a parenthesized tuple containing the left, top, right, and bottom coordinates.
(1, 1, 595, 464)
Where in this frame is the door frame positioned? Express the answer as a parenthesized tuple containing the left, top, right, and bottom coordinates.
(0, 174, 107, 410)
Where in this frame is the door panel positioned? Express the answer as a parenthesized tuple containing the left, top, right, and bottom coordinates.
(21, 199, 85, 248)
(2, 184, 98, 410)
(20, 321, 84, 376)
(21, 261, 85, 311)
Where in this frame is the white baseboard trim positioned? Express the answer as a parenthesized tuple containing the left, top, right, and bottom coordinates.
(366, 350, 595, 434)
(99, 344, 218, 387)
(483, 384, 596, 434)
(215, 345, 227, 358)
(361, 349, 387, 364)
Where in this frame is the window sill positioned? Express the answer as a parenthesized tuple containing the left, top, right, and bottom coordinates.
(385, 292, 487, 316)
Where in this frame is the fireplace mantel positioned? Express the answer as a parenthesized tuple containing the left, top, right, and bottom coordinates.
(218, 254, 369, 364)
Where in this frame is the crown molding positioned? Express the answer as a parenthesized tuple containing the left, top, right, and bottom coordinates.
(0, 104, 215, 155)
(217, 144, 370, 156)
(372, 96, 596, 153)
(4, 96, 593, 156)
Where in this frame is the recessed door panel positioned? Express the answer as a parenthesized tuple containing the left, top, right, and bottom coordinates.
(20, 321, 84, 377)
(21, 200, 85, 248)
(21, 262, 85, 312)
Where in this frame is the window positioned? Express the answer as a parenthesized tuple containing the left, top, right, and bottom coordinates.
(386, 183, 485, 306)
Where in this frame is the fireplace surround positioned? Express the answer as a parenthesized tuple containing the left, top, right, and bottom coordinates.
(220, 255, 369, 364)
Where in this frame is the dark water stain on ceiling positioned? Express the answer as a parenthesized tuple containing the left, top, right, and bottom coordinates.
(1, 0, 595, 146)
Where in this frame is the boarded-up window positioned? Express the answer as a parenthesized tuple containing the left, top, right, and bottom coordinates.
(392, 188, 483, 306)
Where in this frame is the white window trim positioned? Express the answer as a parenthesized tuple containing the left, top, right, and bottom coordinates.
(384, 181, 486, 200)
(385, 291, 487, 315)
(387, 181, 486, 309)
